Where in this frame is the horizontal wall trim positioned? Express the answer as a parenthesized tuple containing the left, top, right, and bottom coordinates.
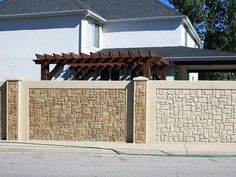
(23, 81, 130, 89)
(149, 80, 236, 90)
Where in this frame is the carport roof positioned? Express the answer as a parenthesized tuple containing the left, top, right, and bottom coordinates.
(101, 47, 236, 60)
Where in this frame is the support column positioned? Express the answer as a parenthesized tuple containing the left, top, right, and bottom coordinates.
(133, 76, 148, 143)
(143, 60, 151, 79)
(6, 79, 21, 140)
(41, 63, 49, 80)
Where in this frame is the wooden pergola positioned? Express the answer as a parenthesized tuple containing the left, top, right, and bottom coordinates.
(34, 50, 171, 80)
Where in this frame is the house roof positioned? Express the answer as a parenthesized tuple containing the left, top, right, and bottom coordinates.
(0, 0, 85, 16)
(81, 0, 182, 20)
(101, 47, 236, 62)
(0, 0, 182, 19)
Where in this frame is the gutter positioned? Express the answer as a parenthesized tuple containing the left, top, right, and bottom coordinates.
(107, 15, 186, 23)
(182, 17, 202, 47)
(0, 9, 107, 24)
(164, 56, 236, 62)
(85, 10, 107, 24)
(0, 10, 87, 20)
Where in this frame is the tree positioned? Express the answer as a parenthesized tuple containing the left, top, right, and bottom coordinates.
(168, 0, 236, 52)
(204, 0, 236, 52)
(169, 0, 236, 80)
(168, 0, 205, 38)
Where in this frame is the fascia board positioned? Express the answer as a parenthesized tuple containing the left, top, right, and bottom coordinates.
(0, 10, 88, 20)
(0, 9, 107, 24)
(164, 56, 236, 61)
(182, 17, 202, 46)
(107, 16, 186, 23)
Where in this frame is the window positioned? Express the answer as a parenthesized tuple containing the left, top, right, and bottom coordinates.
(87, 21, 100, 48)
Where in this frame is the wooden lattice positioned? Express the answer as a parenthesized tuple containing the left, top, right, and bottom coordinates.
(34, 50, 171, 80)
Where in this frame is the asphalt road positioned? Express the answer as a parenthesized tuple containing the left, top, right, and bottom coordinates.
(0, 151, 236, 177)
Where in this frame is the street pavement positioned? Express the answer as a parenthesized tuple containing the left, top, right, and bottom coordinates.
(0, 141, 236, 177)
(0, 151, 236, 177)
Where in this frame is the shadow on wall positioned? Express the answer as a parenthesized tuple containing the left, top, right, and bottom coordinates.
(103, 20, 180, 33)
(0, 15, 82, 31)
(0, 82, 7, 140)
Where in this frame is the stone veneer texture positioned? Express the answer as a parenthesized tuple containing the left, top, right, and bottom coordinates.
(134, 82, 146, 143)
(156, 89, 236, 143)
(7, 81, 18, 140)
(29, 89, 126, 141)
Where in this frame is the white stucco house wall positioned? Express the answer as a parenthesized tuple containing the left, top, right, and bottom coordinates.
(0, 0, 235, 80)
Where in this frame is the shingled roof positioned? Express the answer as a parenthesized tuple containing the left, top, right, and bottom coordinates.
(102, 47, 236, 61)
(81, 0, 182, 19)
(0, 0, 182, 19)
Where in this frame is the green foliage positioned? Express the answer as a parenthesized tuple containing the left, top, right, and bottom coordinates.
(168, 0, 236, 52)
(199, 72, 236, 80)
(168, 0, 206, 38)
(204, 0, 236, 52)
(169, 0, 236, 80)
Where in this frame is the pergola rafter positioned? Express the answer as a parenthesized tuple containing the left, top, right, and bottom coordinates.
(34, 50, 171, 80)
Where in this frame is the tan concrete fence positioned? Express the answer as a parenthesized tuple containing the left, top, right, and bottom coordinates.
(1, 78, 236, 143)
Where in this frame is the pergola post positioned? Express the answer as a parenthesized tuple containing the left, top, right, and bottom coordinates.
(41, 63, 49, 80)
(143, 60, 151, 79)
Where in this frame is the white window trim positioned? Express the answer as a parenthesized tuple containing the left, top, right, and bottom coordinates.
(86, 21, 100, 50)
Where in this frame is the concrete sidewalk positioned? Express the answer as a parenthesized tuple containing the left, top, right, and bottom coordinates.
(0, 140, 236, 156)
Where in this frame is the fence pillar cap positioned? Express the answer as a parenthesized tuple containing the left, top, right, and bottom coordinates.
(6, 78, 21, 81)
(133, 76, 148, 81)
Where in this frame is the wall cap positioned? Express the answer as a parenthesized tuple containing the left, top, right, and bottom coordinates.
(6, 78, 21, 81)
(133, 76, 148, 81)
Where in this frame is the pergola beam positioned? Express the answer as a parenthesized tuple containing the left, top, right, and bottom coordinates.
(34, 50, 170, 80)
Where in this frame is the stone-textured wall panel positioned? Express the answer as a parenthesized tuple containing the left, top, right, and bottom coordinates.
(134, 82, 146, 143)
(156, 89, 236, 143)
(7, 81, 18, 140)
(29, 89, 126, 141)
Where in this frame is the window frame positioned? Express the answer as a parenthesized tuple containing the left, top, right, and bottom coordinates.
(87, 21, 100, 49)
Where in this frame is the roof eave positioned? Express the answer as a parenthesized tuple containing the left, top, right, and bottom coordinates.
(182, 17, 202, 47)
(85, 10, 107, 24)
(0, 10, 88, 20)
(164, 56, 236, 62)
(107, 15, 186, 23)
(0, 9, 107, 24)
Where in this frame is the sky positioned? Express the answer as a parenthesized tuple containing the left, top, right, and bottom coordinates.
(159, 0, 175, 8)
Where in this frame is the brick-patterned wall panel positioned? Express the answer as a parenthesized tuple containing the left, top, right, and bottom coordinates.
(156, 89, 236, 143)
(7, 81, 18, 140)
(134, 82, 146, 143)
(29, 89, 126, 141)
